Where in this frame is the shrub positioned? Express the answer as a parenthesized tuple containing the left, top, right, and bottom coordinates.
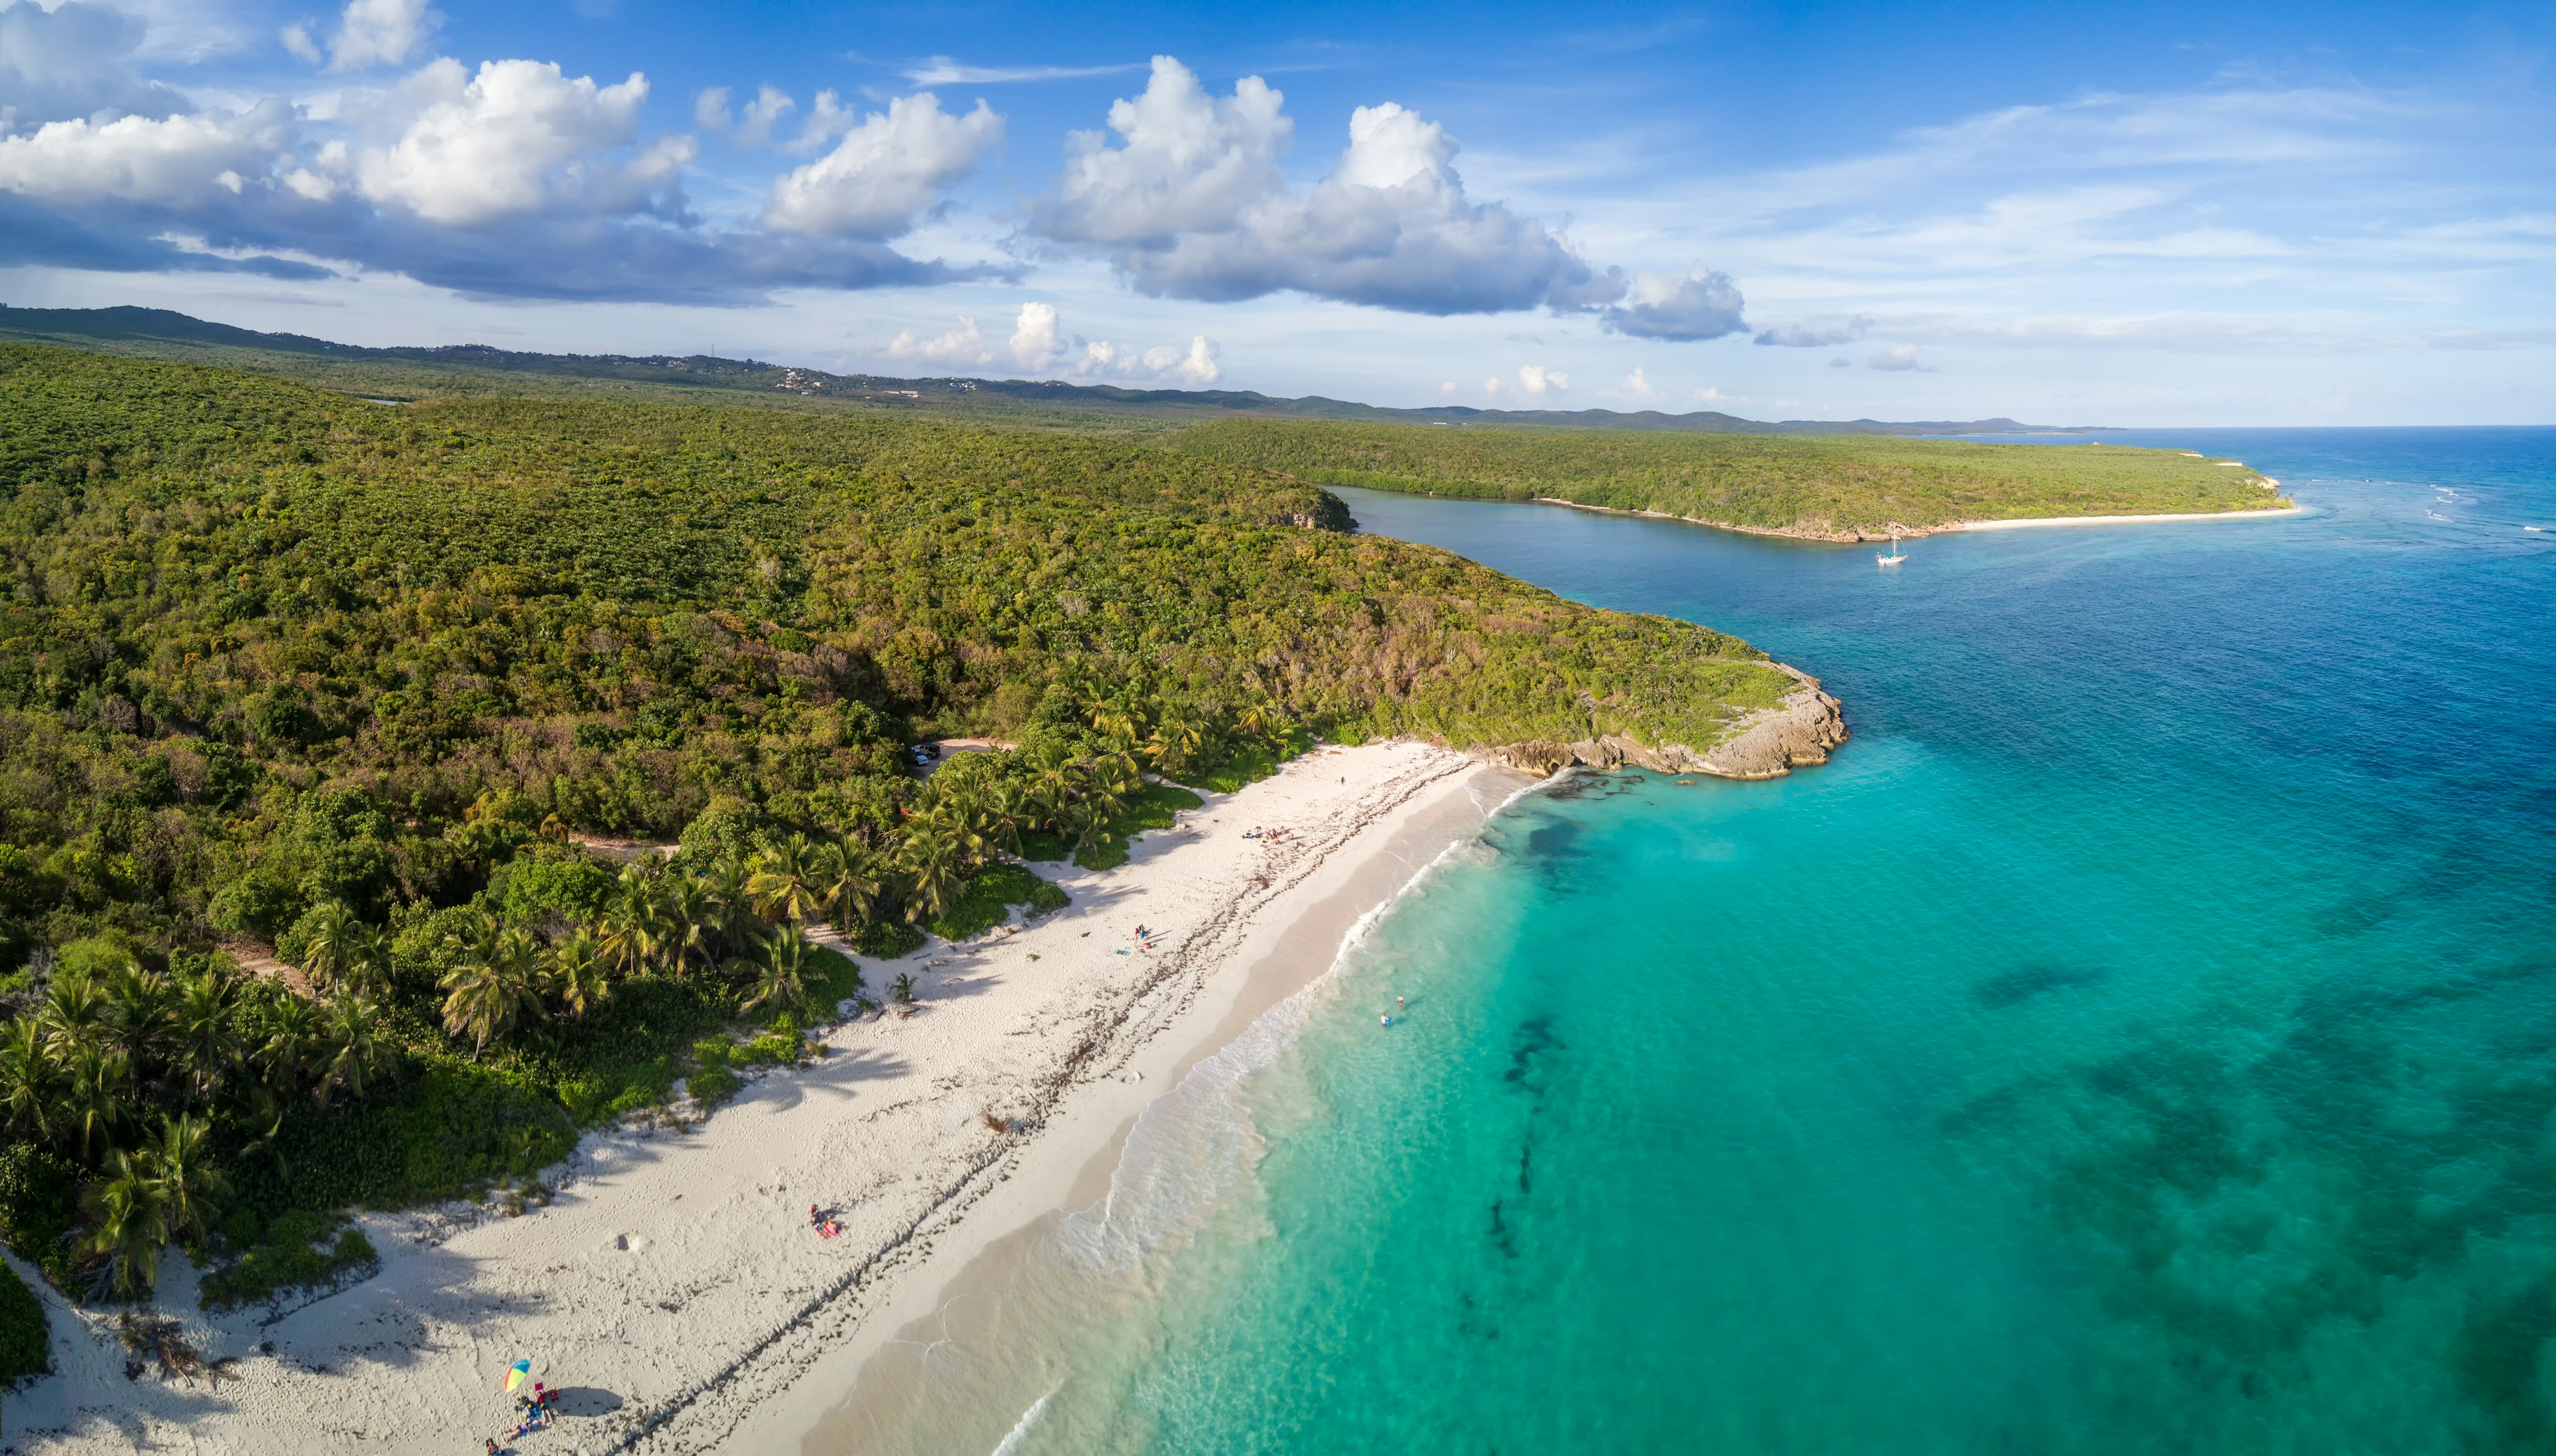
(853, 918, 925, 959)
(926, 862, 1070, 941)
(1072, 784, 1203, 870)
(685, 1040, 740, 1107)
(494, 851, 614, 923)
(200, 1212, 379, 1312)
(0, 1258, 44, 1385)
(0, 1145, 80, 1288)
(742, 1033, 800, 1067)
(248, 1061, 576, 1216)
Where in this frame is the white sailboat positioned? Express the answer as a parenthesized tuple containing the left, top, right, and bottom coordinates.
(1876, 531, 1906, 566)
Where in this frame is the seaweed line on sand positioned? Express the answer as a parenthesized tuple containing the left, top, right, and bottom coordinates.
(612, 751, 1478, 1455)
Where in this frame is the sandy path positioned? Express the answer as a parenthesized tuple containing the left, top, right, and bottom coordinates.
(13, 741, 1509, 1456)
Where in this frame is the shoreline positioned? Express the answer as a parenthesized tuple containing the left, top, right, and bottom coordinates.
(15, 741, 1518, 1456)
(1947, 506, 2307, 531)
(1515, 494, 2301, 541)
(726, 759, 1528, 1456)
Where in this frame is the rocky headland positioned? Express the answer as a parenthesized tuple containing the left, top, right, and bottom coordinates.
(1482, 663, 1849, 781)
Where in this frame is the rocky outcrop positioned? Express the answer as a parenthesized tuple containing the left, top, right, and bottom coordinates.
(1478, 664, 1848, 781)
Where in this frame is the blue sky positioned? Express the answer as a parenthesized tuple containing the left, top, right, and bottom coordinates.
(2, 0, 2549, 423)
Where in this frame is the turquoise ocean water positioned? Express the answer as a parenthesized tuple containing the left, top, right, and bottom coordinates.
(847, 429, 2556, 1455)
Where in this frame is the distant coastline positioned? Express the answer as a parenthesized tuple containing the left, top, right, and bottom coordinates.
(1524, 494, 2304, 542)
(1951, 506, 2308, 532)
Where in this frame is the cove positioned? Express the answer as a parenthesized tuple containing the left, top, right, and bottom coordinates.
(842, 427, 2556, 1455)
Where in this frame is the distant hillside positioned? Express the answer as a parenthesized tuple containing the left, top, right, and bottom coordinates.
(1174, 417, 2288, 540)
(0, 303, 2107, 436)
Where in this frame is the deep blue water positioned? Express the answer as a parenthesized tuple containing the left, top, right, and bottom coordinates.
(841, 428, 2556, 1455)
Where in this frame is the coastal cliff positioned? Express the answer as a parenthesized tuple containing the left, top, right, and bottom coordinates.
(1479, 664, 1848, 781)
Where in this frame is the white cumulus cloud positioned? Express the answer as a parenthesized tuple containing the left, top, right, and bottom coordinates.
(1867, 345, 1928, 371)
(1514, 364, 1566, 400)
(1043, 57, 1288, 241)
(1032, 56, 1618, 317)
(1600, 265, 1747, 341)
(286, 0, 442, 73)
(761, 91, 1000, 239)
(1142, 335, 1219, 385)
(887, 315, 992, 367)
(0, 101, 291, 206)
(355, 58, 650, 225)
(1009, 301, 1063, 369)
(695, 83, 794, 148)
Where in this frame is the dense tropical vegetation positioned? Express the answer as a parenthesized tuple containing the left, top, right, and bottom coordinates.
(0, 345, 1793, 1333)
(1168, 417, 2290, 536)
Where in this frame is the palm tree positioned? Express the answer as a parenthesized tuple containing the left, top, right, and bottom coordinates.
(315, 996, 399, 1105)
(811, 838, 881, 933)
(596, 866, 664, 976)
(1024, 747, 1082, 837)
(61, 1043, 132, 1161)
(37, 971, 110, 1058)
(742, 924, 817, 1015)
(353, 924, 396, 996)
(248, 990, 320, 1097)
(102, 963, 177, 1074)
(747, 834, 825, 924)
(596, 896, 659, 979)
(438, 914, 544, 1056)
(656, 874, 716, 974)
(295, 900, 364, 990)
(170, 970, 240, 1101)
(966, 776, 1027, 858)
(702, 856, 756, 956)
(923, 784, 986, 863)
(1144, 714, 1207, 776)
(1235, 700, 1283, 747)
(897, 819, 972, 928)
(150, 1113, 226, 1241)
(1062, 796, 1116, 859)
(1089, 704, 1144, 749)
(0, 1017, 61, 1141)
(1094, 749, 1146, 804)
(82, 1148, 170, 1297)
(542, 932, 613, 1021)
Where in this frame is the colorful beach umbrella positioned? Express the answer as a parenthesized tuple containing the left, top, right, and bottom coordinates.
(504, 1358, 531, 1393)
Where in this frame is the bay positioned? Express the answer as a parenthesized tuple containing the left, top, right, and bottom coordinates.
(876, 428, 2556, 1455)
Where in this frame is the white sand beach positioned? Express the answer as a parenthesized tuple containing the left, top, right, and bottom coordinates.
(1950, 506, 2306, 531)
(9, 741, 1520, 1455)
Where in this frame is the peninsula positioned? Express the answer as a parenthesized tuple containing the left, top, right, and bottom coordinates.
(1170, 418, 2298, 540)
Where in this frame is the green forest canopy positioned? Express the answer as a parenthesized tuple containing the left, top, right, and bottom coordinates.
(1167, 417, 2291, 536)
(0, 345, 1802, 1306)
